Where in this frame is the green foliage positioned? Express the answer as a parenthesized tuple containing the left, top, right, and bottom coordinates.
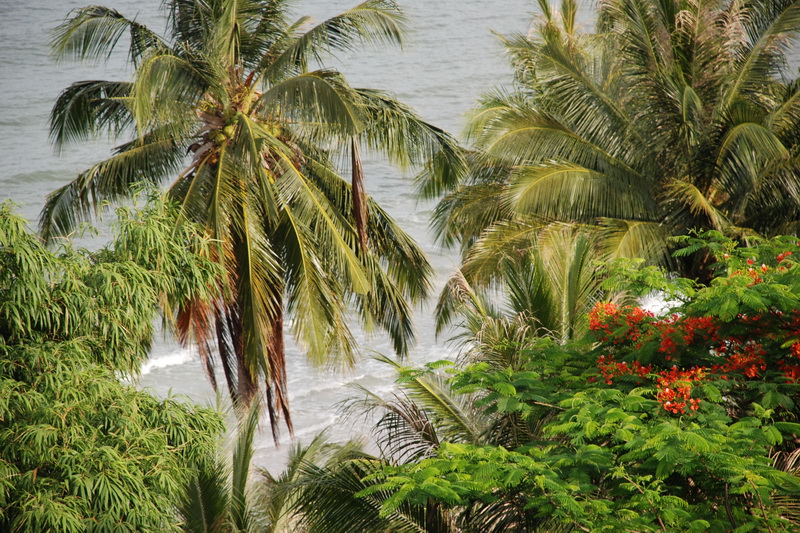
(0, 203, 224, 532)
(0, 343, 224, 532)
(450, 337, 586, 420)
(436, 225, 613, 343)
(0, 197, 221, 374)
(178, 402, 262, 533)
(358, 235, 800, 532)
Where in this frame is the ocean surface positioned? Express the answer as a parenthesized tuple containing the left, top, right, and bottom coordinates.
(0, 0, 580, 472)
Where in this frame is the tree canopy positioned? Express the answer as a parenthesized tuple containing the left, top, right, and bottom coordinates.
(354, 235, 800, 531)
(0, 201, 224, 532)
(42, 0, 463, 435)
(432, 0, 800, 282)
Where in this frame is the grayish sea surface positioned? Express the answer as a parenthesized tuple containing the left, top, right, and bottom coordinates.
(0, 0, 554, 472)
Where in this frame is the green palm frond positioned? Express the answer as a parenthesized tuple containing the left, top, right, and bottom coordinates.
(529, 226, 604, 341)
(130, 50, 210, 133)
(666, 179, 731, 231)
(768, 79, 800, 137)
(511, 162, 655, 221)
(721, 0, 800, 109)
(516, 25, 640, 147)
(469, 91, 643, 178)
(292, 455, 444, 533)
(501, 266, 561, 341)
(352, 89, 465, 171)
(231, 403, 261, 532)
(258, 0, 406, 83)
(597, 218, 672, 264)
(344, 384, 443, 463)
(49, 80, 133, 150)
(271, 152, 370, 295)
(180, 458, 231, 533)
(352, 254, 416, 356)
(375, 355, 489, 445)
(257, 70, 363, 136)
(440, 224, 607, 344)
(432, 182, 513, 251)
(303, 157, 432, 300)
(51, 5, 165, 64)
(179, 402, 263, 533)
(712, 121, 790, 203)
(40, 132, 187, 241)
(279, 203, 357, 369)
(459, 217, 547, 285)
(435, 269, 494, 336)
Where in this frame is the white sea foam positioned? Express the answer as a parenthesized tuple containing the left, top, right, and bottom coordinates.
(140, 348, 195, 375)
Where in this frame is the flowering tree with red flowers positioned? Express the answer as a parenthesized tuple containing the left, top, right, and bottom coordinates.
(592, 233, 800, 418)
(357, 234, 800, 532)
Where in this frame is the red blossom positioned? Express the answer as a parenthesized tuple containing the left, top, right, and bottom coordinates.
(588, 295, 800, 416)
(746, 268, 762, 285)
(778, 360, 800, 382)
(791, 341, 800, 358)
(656, 366, 706, 414)
(596, 354, 651, 385)
(712, 341, 767, 379)
(588, 303, 653, 345)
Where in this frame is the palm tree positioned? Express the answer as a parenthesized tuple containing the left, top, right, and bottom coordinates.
(435, 224, 611, 344)
(43, 0, 462, 435)
(261, 433, 456, 533)
(180, 401, 263, 533)
(431, 0, 800, 282)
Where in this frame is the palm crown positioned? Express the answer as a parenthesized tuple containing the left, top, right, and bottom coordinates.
(44, 0, 462, 436)
(434, 0, 800, 281)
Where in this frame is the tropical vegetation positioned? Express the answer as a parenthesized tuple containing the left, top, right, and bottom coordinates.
(268, 235, 800, 532)
(42, 0, 462, 434)
(7, 0, 800, 530)
(0, 201, 224, 532)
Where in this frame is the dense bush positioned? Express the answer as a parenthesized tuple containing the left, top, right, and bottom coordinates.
(360, 234, 800, 531)
(0, 202, 224, 532)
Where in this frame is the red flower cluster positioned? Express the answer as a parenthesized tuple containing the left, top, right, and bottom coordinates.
(712, 342, 767, 379)
(777, 251, 793, 262)
(650, 315, 680, 358)
(652, 315, 720, 359)
(656, 366, 705, 414)
(588, 303, 653, 345)
(745, 268, 763, 285)
(588, 294, 800, 415)
(596, 354, 651, 385)
(681, 316, 719, 345)
(588, 302, 619, 341)
(777, 361, 800, 382)
(791, 341, 800, 358)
